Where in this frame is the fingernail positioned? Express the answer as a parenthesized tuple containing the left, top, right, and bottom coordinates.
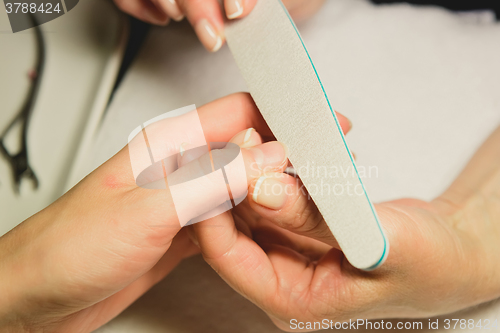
(226, 0, 244, 19)
(253, 176, 288, 210)
(229, 128, 261, 148)
(195, 19, 223, 52)
(161, 0, 184, 21)
(248, 141, 288, 172)
(243, 128, 253, 143)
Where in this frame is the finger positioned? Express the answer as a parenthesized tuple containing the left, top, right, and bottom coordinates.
(249, 171, 340, 249)
(192, 212, 338, 317)
(154, 0, 184, 21)
(335, 110, 352, 135)
(224, 0, 257, 20)
(114, 0, 170, 25)
(178, 128, 262, 168)
(188, 138, 290, 247)
(43, 136, 285, 313)
(281, 0, 308, 12)
(285, 0, 325, 23)
(228, 128, 262, 148)
(111, 93, 269, 189)
(251, 225, 331, 261)
(61, 138, 286, 296)
(177, 0, 225, 52)
(167, 139, 288, 223)
(192, 206, 279, 304)
(199, 93, 273, 142)
(188, 138, 292, 303)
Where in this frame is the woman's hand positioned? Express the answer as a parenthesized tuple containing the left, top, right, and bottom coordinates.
(112, 0, 325, 52)
(191, 120, 500, 330)
(0, 93, 290, 333)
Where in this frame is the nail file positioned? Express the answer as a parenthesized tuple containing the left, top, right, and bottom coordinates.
(225, 0, 389, 270)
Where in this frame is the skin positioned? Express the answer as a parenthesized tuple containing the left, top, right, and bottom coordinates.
(4, 2, 495, 331)
(0, 93, 351, 332)
(111, 0, 326, 51)
(191, 119, 500, 330)
(105, 1, 500, 329)
(0, 93, 498, 332)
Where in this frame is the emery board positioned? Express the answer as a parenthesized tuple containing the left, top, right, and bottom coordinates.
(225, 0, 389, 270)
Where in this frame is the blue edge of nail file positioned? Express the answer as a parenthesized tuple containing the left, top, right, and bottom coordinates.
(225, 0, 389, 270)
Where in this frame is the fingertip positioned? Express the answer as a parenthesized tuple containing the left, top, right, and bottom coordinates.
(194, 18, 225, 52)
(179, 0, 225, 52)
(248, 172, 340, 249)
(225, 0, 244, 19)
(334, 111, 352, 134)
(252, 175, 288, 210)
(243, 0, 258, 16)
(246, 141, 289, 175)
(157, 0, 185, 21)
(114, 0, 169, 25)
(251, 172, 294, 211)
(227, 0, 258, 19)
(228, 128, 263, 148)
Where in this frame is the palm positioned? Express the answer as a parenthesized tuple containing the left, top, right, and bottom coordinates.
(205, 192, 496, 329)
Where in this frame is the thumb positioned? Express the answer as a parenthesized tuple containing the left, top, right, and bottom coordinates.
(248, 171, 340, 249)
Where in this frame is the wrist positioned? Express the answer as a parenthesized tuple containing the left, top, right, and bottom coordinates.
(0, 229, 35, 332)
(0, 206, 66, 332)
(433, 188, 500, 308)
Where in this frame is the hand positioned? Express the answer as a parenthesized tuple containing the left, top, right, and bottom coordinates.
(112, 0, 326, 52)
(191, 117, 500, 329)
(0, 93, 290, 332)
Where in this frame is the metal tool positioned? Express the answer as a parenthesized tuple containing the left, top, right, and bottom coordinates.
(0, 15, 45, 194)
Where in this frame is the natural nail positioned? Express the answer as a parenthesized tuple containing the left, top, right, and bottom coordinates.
(195, 19, 223, 52)
(253, 176, 288, 210)
(226, 0, 244, 19)
(248, 141, 288, 172)
(163, 0, 184, 21)
(229, 128, 261, 148)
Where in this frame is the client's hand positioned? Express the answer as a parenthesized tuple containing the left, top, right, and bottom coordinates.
(0, 93, 297, 333)
(112, 0, 325, 51)
(191, 117, 500, 330)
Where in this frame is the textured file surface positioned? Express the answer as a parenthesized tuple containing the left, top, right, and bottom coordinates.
(225, 0, 388, 270)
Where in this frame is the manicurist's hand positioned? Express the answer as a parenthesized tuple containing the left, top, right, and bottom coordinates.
(112, 0, 325, 51)
(191, 119, 500, 331)
(0, 93, 314, 333)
